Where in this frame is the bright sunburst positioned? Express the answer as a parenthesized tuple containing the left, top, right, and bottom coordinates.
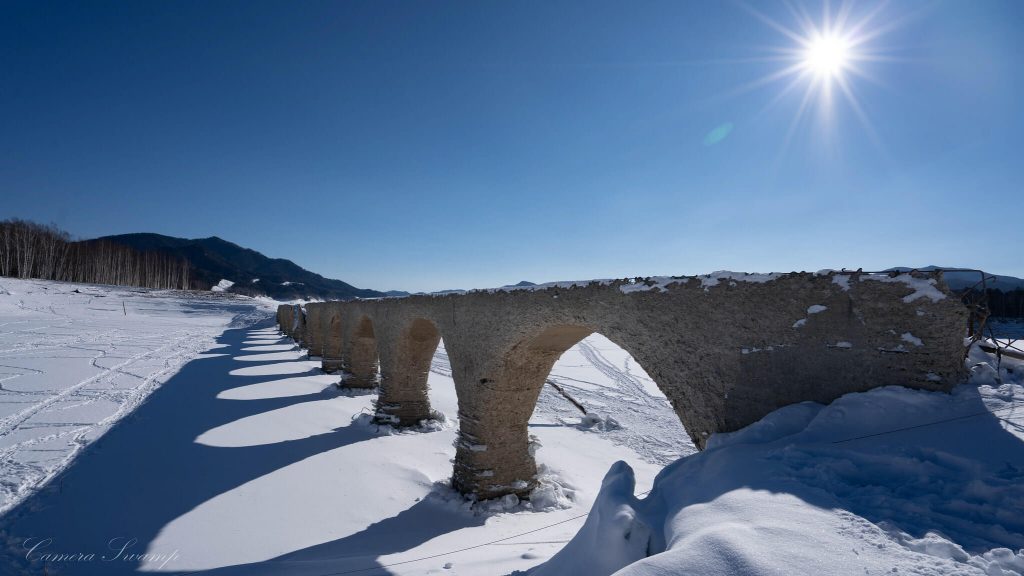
(803, 33, 851, 79)
(741, 1, 896, 143)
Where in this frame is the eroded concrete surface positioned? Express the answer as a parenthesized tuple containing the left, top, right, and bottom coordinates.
(280, 271, 967, 499)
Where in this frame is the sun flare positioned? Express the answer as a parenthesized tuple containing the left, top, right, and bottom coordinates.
(739, 0, 896, 144)
(803, 34, 850, 79)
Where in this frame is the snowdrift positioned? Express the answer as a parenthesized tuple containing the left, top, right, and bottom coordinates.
(529, 347, 1024, 576)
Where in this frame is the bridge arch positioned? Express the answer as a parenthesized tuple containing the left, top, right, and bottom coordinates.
(376, 317, 442, 426)
(277, 271, 968, 500)
(448, 324, 595, 495)
(450, 322, 708, 499)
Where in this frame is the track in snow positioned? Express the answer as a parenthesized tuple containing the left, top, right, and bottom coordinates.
(0, 278, 272, 514)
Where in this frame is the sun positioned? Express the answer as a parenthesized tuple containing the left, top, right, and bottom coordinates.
(803, 33, 851, 79)
(737, 1, 896, 143)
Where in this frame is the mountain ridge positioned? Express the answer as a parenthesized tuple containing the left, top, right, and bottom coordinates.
(95, 233, 406, 301)
(886, 265, 1024, 292)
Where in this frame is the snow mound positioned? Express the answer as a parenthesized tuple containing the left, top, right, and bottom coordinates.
(211, 279, 235, 292)
(527, 462, 649, 576)
(528, 346, 1024, 576)
(358, 408, 452, 434)
(527, 465, 577, 511)
(578, 413, 621, 431)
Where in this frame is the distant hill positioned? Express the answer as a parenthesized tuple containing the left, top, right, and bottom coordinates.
(887, 266, 1024, 292)
(96, 233, 405, 301)
(888, 266, 1024, 318)
(423, 280, 537, 296)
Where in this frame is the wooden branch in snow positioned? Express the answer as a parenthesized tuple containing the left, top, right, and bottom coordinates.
(546, 379, 588, 415)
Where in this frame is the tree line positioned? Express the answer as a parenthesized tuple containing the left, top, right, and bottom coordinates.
(961, 288, 1024, 319)
(0, 219, 193, 290)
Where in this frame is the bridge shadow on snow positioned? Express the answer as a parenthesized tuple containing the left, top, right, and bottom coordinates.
(183, 494, 487, 576)
(4, 319, 1021, 574)
(0, 322, 384, 575)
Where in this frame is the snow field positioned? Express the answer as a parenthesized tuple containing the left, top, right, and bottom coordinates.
(0, 279, 688, 575)
(532, 344, 1024, 576)
(0, 278, 269, 515)
(5, 276, 1021, 576)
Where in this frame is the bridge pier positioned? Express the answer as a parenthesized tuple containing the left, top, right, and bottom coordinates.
(291, 304, 307, 348)
(304, 303, 326, 358)
(322, 307, 345, 373)
(449, 325, 594, 498)
(278, 305, 294, 339)
(273, 271, 968, 502)
(375, 318, 440, 426)
(345, 315, 379, 388)
(452, 391, 540, 499)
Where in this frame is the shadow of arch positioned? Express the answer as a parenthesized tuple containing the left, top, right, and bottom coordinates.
(0, 322, 381, 576)
(191, 495, 487, 575)
(218, 374, 340, 401)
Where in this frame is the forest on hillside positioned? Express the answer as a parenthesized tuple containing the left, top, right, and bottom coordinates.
(0, 219, 192, 290)
(976, 287, 1024, 318)
(2, 218, 1021, 315)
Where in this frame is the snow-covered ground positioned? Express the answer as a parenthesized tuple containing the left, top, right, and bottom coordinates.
(989, 318, 1024, 340)
(1, 277, 1021, 576)
(0, 278, 270, 516)
(0, 278, 688, 575)
(532, 344, 1024, 576)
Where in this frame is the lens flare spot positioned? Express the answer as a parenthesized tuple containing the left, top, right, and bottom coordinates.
(703, 122, 734, 147)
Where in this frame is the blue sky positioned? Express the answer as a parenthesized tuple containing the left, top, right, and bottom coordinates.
(2, 1, 1022, 292)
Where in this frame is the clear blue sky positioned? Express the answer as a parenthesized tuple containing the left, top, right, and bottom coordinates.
(2, 1, 1022, 292)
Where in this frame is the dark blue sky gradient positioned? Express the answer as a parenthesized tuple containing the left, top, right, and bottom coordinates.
(2, 1, 1022, 291)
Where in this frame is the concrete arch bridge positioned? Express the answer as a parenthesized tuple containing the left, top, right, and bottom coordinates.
(276, 270, 966, 500)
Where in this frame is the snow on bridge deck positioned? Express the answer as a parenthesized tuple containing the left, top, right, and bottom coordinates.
(286, 269, 968, 499)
